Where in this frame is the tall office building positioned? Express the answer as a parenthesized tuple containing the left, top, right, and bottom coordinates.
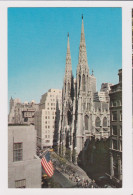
(35, 89, 62, 149)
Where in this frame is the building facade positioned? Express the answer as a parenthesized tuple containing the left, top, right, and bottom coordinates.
(109, 69, 122, 186)
(8, 98, 39, 125)
(8, 125, 41, 188)
(94, 83, 113, 103)
(57, 16, 110, 163)
(35, 89, 62, 149)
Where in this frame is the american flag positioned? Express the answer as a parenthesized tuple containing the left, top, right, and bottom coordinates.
(41, 151, 54, 177)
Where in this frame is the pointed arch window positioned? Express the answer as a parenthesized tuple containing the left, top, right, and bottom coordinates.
(84, 115, 89, 130)
(103, 117, 107, 127)
(65, 83, 66, 93)
(95, 117, 100, 127)
(82, 74, 85, 92)
(67, 111, 72, 125)
(68, 82, 70, 93)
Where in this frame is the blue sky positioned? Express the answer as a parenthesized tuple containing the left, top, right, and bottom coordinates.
(8, 7, 122, 103)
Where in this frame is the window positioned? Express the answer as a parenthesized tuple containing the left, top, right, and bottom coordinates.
(103, 117, 107, 127)
(68, 82, 70, 93)
(84, 115, 89, 130)
(67, 111, 72, 125)
(119, 141, 122, 151)
(15, 179, 26, 188)
(112, 140, 117, 150)
(112, 126, 117, 135)
(45, 116, 47, 119)
(117, 101, 120, 106)
(120, 111, 122, 121)
(112, 111, 117, 121)
(113, 101, 117, 107)
(13, 143, 23, 162)
(120, 126, 122, 136)
(82, 74, 85, 92)
(95, 117, 100, 127)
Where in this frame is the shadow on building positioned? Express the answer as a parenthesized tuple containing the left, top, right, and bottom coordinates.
(78, 137, 110, 184)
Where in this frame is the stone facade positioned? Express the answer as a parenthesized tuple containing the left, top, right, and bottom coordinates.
(8, 125, 41, 188)
(8, 98, 39, 125)
(109, 69, 122, 186)
(57, 16, 110, 163)
(35, 89, 62, 149)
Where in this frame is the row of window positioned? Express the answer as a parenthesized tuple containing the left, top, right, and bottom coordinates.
(47, 103, 56, 106)
(84, 116, 108, 129)
(95, 117, 108, 127)
(24, 112, 33, 116)
(112, 111, 122, 121)
(45, 130, 50, 134)
(112, 140, 122, 151)
(112, 126, 122, 136)
(46, 107, 56, 110)
(49, 98, 56, 101)
(45, 116, 55, 119)
(45, 135, 50, 138)
(111, 100, 122, 107)
(44, 125, 54, 129)
(44, 120, 55, 124)
(44, 111, 55, 115)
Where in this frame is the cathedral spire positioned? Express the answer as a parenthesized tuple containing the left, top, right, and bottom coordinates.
(76, 15, 89, 96)
(65, 32, 72, 72)
(67, 32, 70, 54)
(81, 14, 85, 43)
(78, 15, 88, 68)
(63, 33, 72, 97)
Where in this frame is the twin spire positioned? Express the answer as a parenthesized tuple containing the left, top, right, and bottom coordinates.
(65, 14, 88, 73)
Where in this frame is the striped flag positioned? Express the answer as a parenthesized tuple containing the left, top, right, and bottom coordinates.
(41, 151, 54, 177)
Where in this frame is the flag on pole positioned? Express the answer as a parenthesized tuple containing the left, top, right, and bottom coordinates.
(41, 151, 54, 177)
